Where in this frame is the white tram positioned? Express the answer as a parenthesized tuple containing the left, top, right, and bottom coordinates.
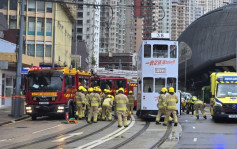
(136, 33, 180, 119)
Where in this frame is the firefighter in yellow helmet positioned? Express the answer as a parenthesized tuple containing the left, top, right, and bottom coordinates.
(163, 87, 178, 126)
(75, 86, 85, 120)
(127, 90, 135, 114)
(102, 94, 113, 121)
(87, 87, 101, 123)
(82, 88, 88, 118)
(85, 87, 93, 118)
(114, 88, 129, 127)
(156, 87, 167, 125)
(193, 97, 207, 119)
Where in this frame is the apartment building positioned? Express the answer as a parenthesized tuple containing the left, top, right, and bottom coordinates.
(171, 0, 185, 40)
(76, 0, 101, 69)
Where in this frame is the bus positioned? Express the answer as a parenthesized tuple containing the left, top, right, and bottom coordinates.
(136, 33, 180, 119)
(90, 76, 128, 96)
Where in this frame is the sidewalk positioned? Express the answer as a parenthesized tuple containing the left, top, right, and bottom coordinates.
(0, 106, 29, 126)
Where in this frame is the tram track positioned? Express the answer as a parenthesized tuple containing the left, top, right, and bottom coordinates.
(150, 123, 173, 149)
(7, 122, 91, 149)
(111, 121, 150, 149)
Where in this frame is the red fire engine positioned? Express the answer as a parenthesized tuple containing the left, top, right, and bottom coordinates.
(25, 67, 91, 120)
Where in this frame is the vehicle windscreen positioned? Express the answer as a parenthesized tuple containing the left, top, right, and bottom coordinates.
(101, 80, 113, 90)
(116, 80, 126, 90)
(28, 73, 62, 91)
(217, 84, 237, 97)
(91, 80, 100, 88)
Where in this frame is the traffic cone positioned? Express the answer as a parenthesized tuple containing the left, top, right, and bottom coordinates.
(65, 112, 69, 121)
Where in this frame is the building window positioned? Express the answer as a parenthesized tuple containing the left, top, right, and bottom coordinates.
(36, 44, 44, 57)
(37, 1, 45, 12)
(46, 18, 52, 36)
(10, 0, 17, 10)
(77, 35, 82, 40)
(28, 0, 35, 11)
(0, 0, 8, 10)
(153, 44, 168, 58)
(37, 18, 44, 35)
(77, 28, 82, 33)
(46, 2, 52, 12)
(9, 16, 17, 29)
(77, 12, 83, 17)
(27, 44, 35, 56)
(28, 17, 35, 35)
(45, 45, 51, 57)
(77, 20, 83, 25)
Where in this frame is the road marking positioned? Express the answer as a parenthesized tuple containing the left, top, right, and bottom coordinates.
(185, 120, 188, 122)
(193, 138, 197, 142)
(52, 132, 83, 142)
(193, 126, 196, 129)
(32, 124, 62, 134)
(76, 116, 135, 149)
(0, 137, 15, 142)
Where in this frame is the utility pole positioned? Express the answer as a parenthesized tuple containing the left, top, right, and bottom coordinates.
(14, 0, 25, 118)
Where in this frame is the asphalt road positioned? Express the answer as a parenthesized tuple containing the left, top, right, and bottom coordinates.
(175, 108, 237, 149)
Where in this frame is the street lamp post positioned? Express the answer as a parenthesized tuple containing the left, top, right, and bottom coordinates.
(14, 0, 25, 118)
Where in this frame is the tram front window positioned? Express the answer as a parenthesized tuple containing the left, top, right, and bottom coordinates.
(144, 44, 151, 58)
(153, 44, 168, 58)
(170, 45, 177, 58)
(167, 77, 176, 92)
(143, 77, 153, 93)
(155, 78, 165, 93)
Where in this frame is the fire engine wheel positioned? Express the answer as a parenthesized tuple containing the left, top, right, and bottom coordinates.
(68, 104, 74, 118)
(31, 115, 37, 120)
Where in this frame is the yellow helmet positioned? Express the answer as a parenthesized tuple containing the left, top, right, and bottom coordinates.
(168, 87, 175, 93)
(192, 96, 198, 101)
(129, 91, 133, 94)
(104, 89, 110, 93)
(116, 90, 119, 94)
(161, 87, 167, 93)
(97, 88, 101, 92)
(78, 86, 84, 91)
(83, 88, 87, 92)
(119, 88, 124, 93)
(88, 87, 93, 92)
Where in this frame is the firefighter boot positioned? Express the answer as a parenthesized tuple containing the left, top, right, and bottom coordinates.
(174, 123, 178, 126)
(156, 121, 161, 125)
(197, 116, 199, 119)
(163, 123, 167, 126)
(204, 116, 207, 119)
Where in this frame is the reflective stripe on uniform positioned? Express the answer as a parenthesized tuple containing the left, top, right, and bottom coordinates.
(168, 99, 177, 102)
(167, 106, 177, 110)
(116, 100, 127, 104)
(117, 107, 126, 111)
(91, 103, 99, 106)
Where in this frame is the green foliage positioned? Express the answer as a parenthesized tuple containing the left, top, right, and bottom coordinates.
(201, 85, 210, 103)
(91, 56, 96, 66)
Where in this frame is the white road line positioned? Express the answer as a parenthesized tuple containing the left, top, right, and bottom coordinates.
(193, 126, 196, 129)
(193, 138, 197, 142)
(76, 116, 135, 149)
(185, 120, 188, 122)
(32, 124, 62, 134)
(52, 132, 83, 142)
(0, 137, 15, 142)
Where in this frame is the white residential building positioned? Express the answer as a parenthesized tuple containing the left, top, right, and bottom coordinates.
(76, 0, 101, 68)
(158, 0, 172, 34)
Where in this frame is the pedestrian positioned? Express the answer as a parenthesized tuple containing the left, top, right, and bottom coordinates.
(193, 97, 207, 119)
(102, 94, 113, 121)
(127, 91, 135, 114)
(114, 88, 129, 127)
(163, 87, 178, 126)
(87, 87, 101, 123)
(75, 86, 85, 120)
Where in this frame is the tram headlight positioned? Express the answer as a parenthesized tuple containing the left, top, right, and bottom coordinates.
(58, 106, 64, 110)
(26, 106, 31, 110)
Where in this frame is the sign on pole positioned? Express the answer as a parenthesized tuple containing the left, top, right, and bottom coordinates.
(179, 42, 192, 64)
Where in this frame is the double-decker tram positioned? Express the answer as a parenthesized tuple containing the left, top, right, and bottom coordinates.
(136, 33, 180, 119)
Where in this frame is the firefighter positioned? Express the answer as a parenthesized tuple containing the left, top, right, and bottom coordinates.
(82, 88, 88, 119)
(114, 88, 129, 127)
(101, 89, 109, 106)
(127, 91, 135, 114)
(156, 87, 168, 125)
(193, 97, 207, 119)
(87, 87, 101, 123)
(102, 94, 113, 121)
(75, 86, 85, 120)
(85, 87, 93, 118)
(163, 87, 178, 126)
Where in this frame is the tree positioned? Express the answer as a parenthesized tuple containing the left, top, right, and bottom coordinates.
(91, 56, 96, 66)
